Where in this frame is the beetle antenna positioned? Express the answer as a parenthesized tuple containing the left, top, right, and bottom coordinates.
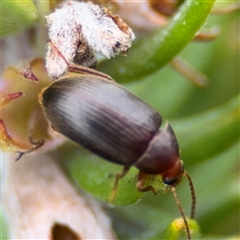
(184, 171, 196, 219)
(171, 187, 192, 240)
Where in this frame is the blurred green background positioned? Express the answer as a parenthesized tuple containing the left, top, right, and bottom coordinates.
(1, 1, 239, 239)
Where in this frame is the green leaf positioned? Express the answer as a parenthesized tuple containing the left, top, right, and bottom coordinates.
(163, 218, 201, 240)
(98, 0, 216, 83)
(0, 209, 8, 239)
(66, 149, 164, 206)
(65, 149, 144, 206)
(1, 0, 38, 37)
(188, 143, 239, 236)
(173, 94, 239, 164)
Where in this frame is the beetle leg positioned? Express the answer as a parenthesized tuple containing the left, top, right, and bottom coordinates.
(136, 171, 158, 195)
(108, 165, 130, 203)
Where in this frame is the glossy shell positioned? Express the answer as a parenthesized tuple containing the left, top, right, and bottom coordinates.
(40, 75, 162, 165)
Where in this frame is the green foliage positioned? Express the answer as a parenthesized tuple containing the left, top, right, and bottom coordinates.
(0, 210, 8, 239)
(163, 218, 201, 240)
(1, 0, 239, 239)
(67, 151, 145, 206)
(98, 0, 215, 82)
(0, 0, 38, 36)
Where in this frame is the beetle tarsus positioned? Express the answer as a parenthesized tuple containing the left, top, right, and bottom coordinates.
(108, 165, 130, 203)
(136, 171, 158, 194)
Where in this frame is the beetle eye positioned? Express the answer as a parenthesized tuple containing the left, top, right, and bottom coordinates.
(163, 177, 178, 186)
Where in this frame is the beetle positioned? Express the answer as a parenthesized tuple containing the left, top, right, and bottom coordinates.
(36, 48, 196, 239)
(40, 73, 184, 187)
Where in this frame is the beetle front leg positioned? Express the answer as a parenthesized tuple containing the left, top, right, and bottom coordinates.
(108, 165, 131, 203)
(136, 171, 158, 195)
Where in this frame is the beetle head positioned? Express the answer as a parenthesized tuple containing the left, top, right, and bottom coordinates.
(134, 123, 184, 186)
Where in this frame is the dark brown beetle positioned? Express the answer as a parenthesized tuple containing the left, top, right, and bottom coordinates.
(40, 74, 183, 187)
(37, 58, 196, 239)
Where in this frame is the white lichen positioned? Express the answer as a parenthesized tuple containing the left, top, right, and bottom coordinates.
(46, 1, 135, 79)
